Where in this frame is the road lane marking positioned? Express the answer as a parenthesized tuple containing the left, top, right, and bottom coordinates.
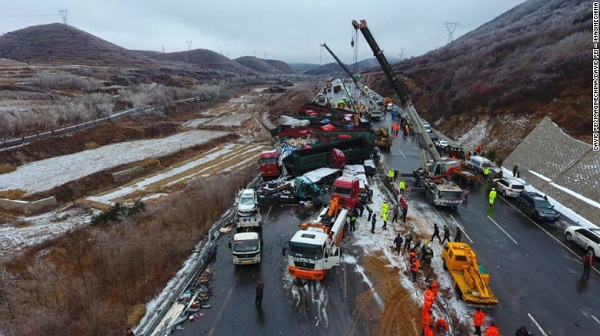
(528, 313, 549, 336)
(398, 149, 406, 158)
(207, 272, 240, 336)
(591, 315, 600, 326)
(450, 214, 473, 243)
(486, 216, 518, 244)
(503, 199, 600, 274)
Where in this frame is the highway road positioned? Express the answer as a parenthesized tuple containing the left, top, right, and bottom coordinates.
(172, 204, 377, 336)
(167, 81, 599, 336)
(369, 109, 600, 335)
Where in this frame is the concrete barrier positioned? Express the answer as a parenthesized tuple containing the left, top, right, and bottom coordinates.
(503, 117, 600, 224)
(0, 196, 58, 215)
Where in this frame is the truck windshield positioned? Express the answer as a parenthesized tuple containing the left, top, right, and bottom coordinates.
(259, 157, 277, 165)
(289, 242, 323, 260)
(440, 191, 463, 199)
(333, 186, 351, 197)
(233, 240, 259, 253)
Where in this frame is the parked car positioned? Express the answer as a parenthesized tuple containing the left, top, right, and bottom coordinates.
(516, 191, 560, 222)
(493, 177, 526, 198)
(434, 139, 448, 149)
(428, 132, 439, 142)
(565, 226, 600, 257)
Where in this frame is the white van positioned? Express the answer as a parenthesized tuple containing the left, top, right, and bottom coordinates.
(466, 155, 492, 174)
(421, 121, 432, 133)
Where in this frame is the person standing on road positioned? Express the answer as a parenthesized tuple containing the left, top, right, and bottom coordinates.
(513, 164, 520, 178)
(454, 227, 463, 243)
(255, 280, 264, 306)
(484, 323, 500, 336)
(404, 230, 413, 252)
(124, 328, 135, 336)
(473, 308, 486, 336)
(515, 326, 531, 336)
(431, 280, 439, 299)
(400, 196, 409, 223)
(410, 257, 420, 282)
(366, 205, 373, 221)
(431, 223, 441, 243)
(349, 214, 357, 232)
(393, 233, 403, 255)
(392, 205, 399, 223)
(583, 250, 594, 279)
(399, 180, 407, 195)
(371, 213, 377, 234)
(441, 225, 450, 245)
(381, 210, 388, 230)
(483, 166, 490, 181)
(489, 188, 497, 206)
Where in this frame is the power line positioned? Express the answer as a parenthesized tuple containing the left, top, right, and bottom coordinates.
(0, 14, 58, 18)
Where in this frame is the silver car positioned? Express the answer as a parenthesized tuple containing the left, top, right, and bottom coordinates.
(494, 177, 526, 198)
(565, 226, 600, 257)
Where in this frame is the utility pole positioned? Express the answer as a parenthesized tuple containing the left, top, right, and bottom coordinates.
(444, 21, 459, 43)
(59, 9, 69, 25)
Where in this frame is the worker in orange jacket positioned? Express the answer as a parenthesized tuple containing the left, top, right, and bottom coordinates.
(423, 323, 434, 336)
(431, 280, 439, 298)
(424, 286, 435, 310)
(435, 317, 449, 333)
(484, 323, 500, 336)
(473, 308, 486, 336)
(411, 258, 420, 282)
(421, 308, 432, 334)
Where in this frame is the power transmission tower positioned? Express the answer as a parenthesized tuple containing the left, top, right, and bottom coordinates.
(185, 41, 192, 65)
(444, 21, 459, 43)
(398, 48, 406, 60)
(59, 9, 69, 25)
(186, 41, 193, 51)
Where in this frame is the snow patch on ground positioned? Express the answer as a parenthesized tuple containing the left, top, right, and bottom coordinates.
(0, 130, 230, 195)
(455, 119, 488, 151)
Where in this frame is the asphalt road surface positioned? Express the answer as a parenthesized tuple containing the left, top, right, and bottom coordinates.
(172, 204, 377, 336)
(370, 110, 600, 335)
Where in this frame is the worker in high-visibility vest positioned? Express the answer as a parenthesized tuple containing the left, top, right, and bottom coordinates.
(399, 180, 407, 195)
(410, 258, 420, 282)
(489, 188, 497, 206)
(483, 166, 490, 181)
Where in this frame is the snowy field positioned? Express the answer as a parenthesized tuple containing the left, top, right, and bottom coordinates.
(0, 130, 229, 195)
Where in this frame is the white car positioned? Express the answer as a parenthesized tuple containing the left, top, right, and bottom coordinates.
(565, 226, 600, 257)
(237, 189, 257, 215)
(434, 139, 448, 148)
(494, 177, 526, 198)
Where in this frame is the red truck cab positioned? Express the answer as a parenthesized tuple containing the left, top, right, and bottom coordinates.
(332, 176, 360, 210)
(259, 150, 279, 178)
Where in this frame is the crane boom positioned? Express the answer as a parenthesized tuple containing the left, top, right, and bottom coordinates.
(320, 43, 377, 115)
(351, 19, 441, 164)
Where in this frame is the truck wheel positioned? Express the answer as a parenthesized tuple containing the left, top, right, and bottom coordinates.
(454, 284, 463, 300)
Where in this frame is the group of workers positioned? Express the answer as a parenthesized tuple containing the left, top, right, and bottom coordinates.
(421, 281, 450, 335)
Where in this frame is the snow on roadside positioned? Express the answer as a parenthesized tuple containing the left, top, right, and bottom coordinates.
(0, 130, 229, 195)
(502, 167, 598, 229)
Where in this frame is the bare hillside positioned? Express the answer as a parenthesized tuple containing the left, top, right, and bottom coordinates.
(362, 0, 590, 160)
(0, 23, 155, 66)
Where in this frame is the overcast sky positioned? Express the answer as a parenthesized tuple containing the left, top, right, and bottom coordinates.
(2, 0, 525, 64)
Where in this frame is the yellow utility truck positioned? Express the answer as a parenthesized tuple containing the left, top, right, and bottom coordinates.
(441, 242, 498, 306)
